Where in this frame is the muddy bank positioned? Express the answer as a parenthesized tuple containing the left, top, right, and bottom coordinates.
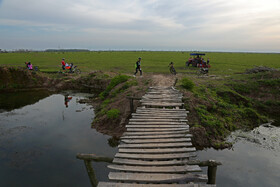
(1, 66, 279, 150)
(0, 67, 111, 92)
(179, 69, 280, 149)
(91, 74, 177, 137)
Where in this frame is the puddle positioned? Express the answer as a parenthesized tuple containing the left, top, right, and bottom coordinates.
(0, 91, 117, 187)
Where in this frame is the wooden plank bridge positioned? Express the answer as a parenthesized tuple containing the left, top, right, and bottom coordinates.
(77, 87, 220, 187)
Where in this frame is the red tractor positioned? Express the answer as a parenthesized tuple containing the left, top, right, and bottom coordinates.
(186, 53, 209, 68)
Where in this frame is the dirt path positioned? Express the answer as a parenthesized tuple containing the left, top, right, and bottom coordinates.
(150, 74, 176, 87)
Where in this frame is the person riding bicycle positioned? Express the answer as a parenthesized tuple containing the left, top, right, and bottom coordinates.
(134, 57, 142, 76)
(168, 62, 176, 75)
(168, 61, 174, 68)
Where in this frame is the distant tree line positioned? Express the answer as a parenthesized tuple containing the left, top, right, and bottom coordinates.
(45, 49, 90, 52)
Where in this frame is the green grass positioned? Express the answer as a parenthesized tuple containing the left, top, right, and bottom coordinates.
(0, 51, 279, 75)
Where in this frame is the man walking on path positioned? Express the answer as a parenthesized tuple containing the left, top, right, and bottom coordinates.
(134, 57, 142, 77)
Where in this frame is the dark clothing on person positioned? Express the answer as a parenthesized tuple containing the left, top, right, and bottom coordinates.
(134, 60, 142, 76)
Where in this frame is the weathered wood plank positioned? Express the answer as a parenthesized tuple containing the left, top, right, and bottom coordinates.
(129, 119, 188, 122)
(137, 108, 186, 111)
(145, 92, 182, 95)
(119, 147, 196, 154)
(98, 182, 215, 187)
(127, 127, 189, 132)
(141, 103, 183, 107)
(107, 164, 201, 173)
(112, 158, 189, 166)
(141, 99, 182, 103)
(115, 152, 197, 160)
(123, 130, 189, 136)
(135, 111, 187, 114)
(128, 122, 187, 125)
(121, 133, 192, 139)
(126, 125, 188, 129)
(121, 138, 191, 144)
(118, 142, 193, 148)
(108, 172, 207, 183)
(131, 116, 187, 120)
(131, 113, 188, 117)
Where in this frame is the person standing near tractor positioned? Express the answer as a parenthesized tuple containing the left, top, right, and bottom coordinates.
(134, 57, 142, 77)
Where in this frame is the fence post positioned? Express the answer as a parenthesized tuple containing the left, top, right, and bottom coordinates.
(207, 165, 217, 184)
(129, 98, 134, 113)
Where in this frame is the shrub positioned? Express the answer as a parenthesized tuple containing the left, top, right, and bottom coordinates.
(107, 109, 120, 119)
(99, 74, 130, 99)
(181, 78, 194, 91)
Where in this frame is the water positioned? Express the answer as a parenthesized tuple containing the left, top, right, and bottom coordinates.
(1, 91, 280, 187)
(198, 124, 280, 187)
(0, 91, 118, 187)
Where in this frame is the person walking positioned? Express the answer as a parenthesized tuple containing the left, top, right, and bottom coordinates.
(134, 57, 142, 77)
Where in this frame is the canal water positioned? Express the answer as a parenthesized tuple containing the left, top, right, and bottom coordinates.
(1, 91, 279, 186)
(198, 124, 280, 187)
(0, 91, 118, 187)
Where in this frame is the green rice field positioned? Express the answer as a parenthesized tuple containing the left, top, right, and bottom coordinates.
(0, 51, 279, 75)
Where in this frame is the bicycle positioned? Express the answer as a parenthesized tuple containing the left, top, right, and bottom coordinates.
(59, 64, 81, 74)
(168, 62, 177, 75)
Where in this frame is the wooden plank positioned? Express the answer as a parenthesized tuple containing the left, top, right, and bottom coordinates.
(128, 122, 187, 125)
(143, 95, 182, 98)
(126, 125, 188, 129)
(98, 182, 215, 187)
(123, 130, 189, 136)
(132, 113, 187, 117)
(136, 110, 186, 115)
(145, 92, 182, 95)
(131, 116, 187, 119)
(108, 172, 207, 183)
(129, 119, 188, 122)
(142, 98, 182, 101)
(107, 164, 201, 173)
(133, 113, 187, 116)
(119, 147, 196, 154)
(118, 142, 193, 148)
(141, 103, 183, 107)
(141, 99, 182, 103)
(121, 133, 192, 139)
(121, 138, 191, 144)
(131, 116, 187, 120)
(137, 108, 186, 111)
(112, 158, 190, 166)
(127, 128, 189, 132)
(115, 152, 197, 160)
(133, 108, 186, 114)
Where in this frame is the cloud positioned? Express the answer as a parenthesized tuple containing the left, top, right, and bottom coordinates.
(0, 0, 280, 51)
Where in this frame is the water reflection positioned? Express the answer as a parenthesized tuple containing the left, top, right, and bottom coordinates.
(198, 124, 280, 187)
(0, 90, 51, 112)
(107, 137, 120, 148)
(64, 94, 73, 108)
(0, 92, 118, 187)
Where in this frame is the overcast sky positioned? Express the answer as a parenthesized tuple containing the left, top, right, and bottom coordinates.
(0, 0, 279, 52)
